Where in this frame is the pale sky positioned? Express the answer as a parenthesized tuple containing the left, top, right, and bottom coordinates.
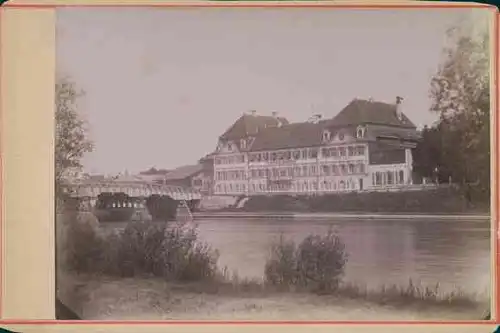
(56, 7, 485, 175)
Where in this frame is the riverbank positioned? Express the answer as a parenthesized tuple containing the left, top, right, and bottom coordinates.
(194, 211, 490, 221)
(202, 188, 489, 215)
(58, 273, 488, 321)
(58, 214, 490, 321)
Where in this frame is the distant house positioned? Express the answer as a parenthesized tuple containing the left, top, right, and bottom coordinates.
(164, 163, 213, 194)
(137, 167, 171, 184)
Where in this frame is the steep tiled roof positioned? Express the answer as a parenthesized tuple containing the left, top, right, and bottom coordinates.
(217, 100, 419, 152)
(365, 125, 420, 142)
(164, 164, 203, 181)
(330, 99, 416, 128)
(250, 121, 327, 151)
(199, 153, 216, 163)
(220, 114, 290, 141)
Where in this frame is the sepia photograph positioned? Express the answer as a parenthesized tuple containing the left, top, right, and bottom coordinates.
(54, 6, 493, 321)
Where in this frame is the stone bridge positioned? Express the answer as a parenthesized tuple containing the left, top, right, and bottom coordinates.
(63, 179, 202, 210)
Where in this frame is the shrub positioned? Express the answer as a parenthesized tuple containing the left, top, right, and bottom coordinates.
(295, 231, 348, 292)
(264, 236, 298, 288)
(61, 217, 220, 283)
(153, 223, 219, 281)
(56, 211, 104, 273)
(264, 229, 348, 293)
(109, 221, 169, 277)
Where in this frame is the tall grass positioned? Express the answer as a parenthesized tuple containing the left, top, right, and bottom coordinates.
(337, 279, 480, 308)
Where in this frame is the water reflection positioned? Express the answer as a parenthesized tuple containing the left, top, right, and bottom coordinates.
(194, 218, 491, 297)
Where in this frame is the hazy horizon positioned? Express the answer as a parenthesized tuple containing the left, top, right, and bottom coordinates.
(56, 7, 486, 175)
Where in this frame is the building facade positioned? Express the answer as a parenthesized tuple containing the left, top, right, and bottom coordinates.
(164, 163, 214, 195)
(212, 98, 420, 196)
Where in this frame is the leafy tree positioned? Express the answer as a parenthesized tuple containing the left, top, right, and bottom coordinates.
(55, 78, 94, 318)
(427, 21, 490, 202)
(55, 78, 93, 199)
(413, 126, 440, 181)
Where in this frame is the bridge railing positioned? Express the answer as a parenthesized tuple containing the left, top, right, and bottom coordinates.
(63, 180, 202, 200)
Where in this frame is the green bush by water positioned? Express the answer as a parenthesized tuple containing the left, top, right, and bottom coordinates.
(59, 214, 219, 283)
(265, 230, 348, 293)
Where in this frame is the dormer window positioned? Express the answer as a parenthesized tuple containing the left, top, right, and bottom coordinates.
(216, 140, 223, 152)
(227, 142, 233, 151)
(322, 130, 331, 142)
(240, 139, 247, 149)
(338, 132, 345, 141)
(356, 126, 366, 139)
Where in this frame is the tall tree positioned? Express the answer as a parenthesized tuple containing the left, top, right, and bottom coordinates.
(413, 125, 448, 183)
(55, 78, 93, 199)
(429, 21, 490, 201)
(55, 78, 93, 320)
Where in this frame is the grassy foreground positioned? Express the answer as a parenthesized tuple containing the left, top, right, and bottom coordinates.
(58, 273, 487, 320)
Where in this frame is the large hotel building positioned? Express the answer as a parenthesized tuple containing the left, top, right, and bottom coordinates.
(212, 97, 420, 195)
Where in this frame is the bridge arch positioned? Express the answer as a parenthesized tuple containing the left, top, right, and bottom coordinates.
(63, 180, 201, 221)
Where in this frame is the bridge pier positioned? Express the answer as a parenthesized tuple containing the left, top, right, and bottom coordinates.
(130, 196, 152, 221)
(90, 197, 97, 210)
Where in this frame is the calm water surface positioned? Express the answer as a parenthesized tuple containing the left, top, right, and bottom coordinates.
(103, 217, 492, 297)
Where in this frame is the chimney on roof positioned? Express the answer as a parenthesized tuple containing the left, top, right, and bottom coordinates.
(250, 110, 257, 116)
(395, 96, 404, 121)
(271, 111, 283, 127)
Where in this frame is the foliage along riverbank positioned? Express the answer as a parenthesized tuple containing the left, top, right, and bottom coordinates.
(219, 187, 490, 214)
(56, 212, 489, 320)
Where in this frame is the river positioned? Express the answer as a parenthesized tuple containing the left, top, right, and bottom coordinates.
(101, 216, 492, 299)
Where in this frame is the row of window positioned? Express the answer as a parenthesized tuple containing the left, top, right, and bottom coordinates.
(215, 163, 366, 181)
(215, 145, 366, 166)
(248, 149, 317, 162)
(322, 126, 366, 142)
(373, 170, 406, 186)
(215, 182, 247, 193)
(246, 145, 366, 163)
(216, 170, 246, 181)
(321, 145, 365, 158)
(214, 179, 358, 194)
(192, 179, 203, 187)
(214, 154, 246, 165)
